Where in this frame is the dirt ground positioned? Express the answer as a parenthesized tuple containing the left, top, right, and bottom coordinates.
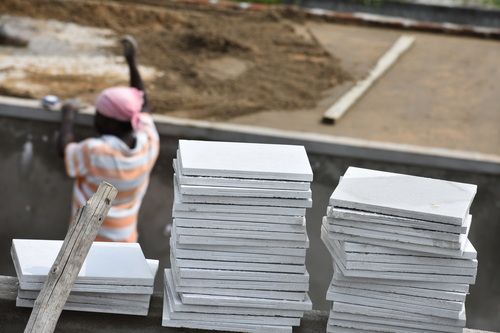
(1, 0, 499, 154)
(0, 0, 348, 119)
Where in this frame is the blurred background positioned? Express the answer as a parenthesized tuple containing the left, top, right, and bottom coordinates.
(0, 0, 499, 331)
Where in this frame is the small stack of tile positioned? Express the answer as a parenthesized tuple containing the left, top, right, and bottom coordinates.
(12, 239, 158, 316)
(321, 167, 478, 333)
(163, 140, 313, 333)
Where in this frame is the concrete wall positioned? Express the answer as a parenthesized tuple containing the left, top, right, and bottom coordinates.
(0, 104, 499, 330)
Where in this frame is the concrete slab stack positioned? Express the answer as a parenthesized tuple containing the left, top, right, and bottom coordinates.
(11, 239, 157, 316)
(322, 167, 478, 333)
(163, 140, 314, 333)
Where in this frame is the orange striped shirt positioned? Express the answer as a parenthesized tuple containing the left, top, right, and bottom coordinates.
(64, 113, 160, 242)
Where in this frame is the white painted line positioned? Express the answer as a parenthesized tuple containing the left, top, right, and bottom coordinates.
(322, 35, 415, 124)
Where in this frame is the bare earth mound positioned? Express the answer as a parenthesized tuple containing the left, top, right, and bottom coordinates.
(0, 0, 349, 120)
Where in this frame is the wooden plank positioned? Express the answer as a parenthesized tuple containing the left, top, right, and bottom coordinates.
(322, 35, 415, 124)
(24, 182, 117, 333)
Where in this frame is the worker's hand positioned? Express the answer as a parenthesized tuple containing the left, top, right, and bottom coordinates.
(61, 99, 82, 118)
(121, 35, 137, 61)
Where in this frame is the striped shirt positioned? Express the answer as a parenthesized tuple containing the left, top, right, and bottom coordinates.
(64, 113, 160, 242)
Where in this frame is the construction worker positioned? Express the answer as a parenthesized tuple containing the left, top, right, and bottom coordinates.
(57, 36, 159, 242)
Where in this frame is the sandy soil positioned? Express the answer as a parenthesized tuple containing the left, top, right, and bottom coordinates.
(230, 23, 500, 155)
(0, 0, 348, 119)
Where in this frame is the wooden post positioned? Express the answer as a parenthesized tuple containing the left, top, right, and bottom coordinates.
(24, 182, 117, 333)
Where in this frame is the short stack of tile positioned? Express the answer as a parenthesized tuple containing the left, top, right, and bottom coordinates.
(12, 239, 158, 316)
(321, 167, 478, 333)
(163, 140, 314, 333)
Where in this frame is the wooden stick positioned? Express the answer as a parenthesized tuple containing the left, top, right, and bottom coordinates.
(24, 182, 117, 333)
(322, 35, 415, 124)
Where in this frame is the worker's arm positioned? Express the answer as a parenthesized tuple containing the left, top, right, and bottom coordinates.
(57, 101, 78, 158)
(122, 35, 150, 113)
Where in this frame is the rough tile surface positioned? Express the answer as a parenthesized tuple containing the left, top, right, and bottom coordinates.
(178, 140, 313, 181)
(330, 167, 476, 224)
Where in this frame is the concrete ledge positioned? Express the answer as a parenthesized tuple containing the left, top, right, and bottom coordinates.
(1, 95, 500, 175)
(174, 0, 500, 38)
(0, 276, 495, 332)
(285, 0, 500, 29)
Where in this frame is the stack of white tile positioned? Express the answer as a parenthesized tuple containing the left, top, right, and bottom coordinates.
(12, 239, 158, 316)
(321, 167, 478, 333)
(163, 140, 314, 333)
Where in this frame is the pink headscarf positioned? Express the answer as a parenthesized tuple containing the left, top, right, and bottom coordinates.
(95, 87, 143, 131)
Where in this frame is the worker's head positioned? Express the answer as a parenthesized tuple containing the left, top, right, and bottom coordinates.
(94, 87, 143, 136)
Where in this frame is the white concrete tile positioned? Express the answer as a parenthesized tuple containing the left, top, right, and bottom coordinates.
(174, 256, 305, 274)
(326, 212, 467, 242)
(178, 140, 313, 181)
(324, 234, 476, 284)
(180, 291, 312, 311)
(329, 285, 464, 311)
(327, 287, 465, 320)
(176, 233, 309, 249)
(162, 299, 292, 333)
(18, 289, 151, 303)
(327, 230, 470, 258)
(171, 240, 305, 265)
(165, 281, 299, 326)
(176, 267, 310, 283)
(329, 233, 474, 279)
(321, 229, 474, 289)
(177, 177, 311, 201)
(178, 192, 313, 208)
(12, 239, 153, 286)
(172, 210, 305, 224)
(173, 185, 306, 216)
(16, 257, 158, 295)
(17, 281, 153, 294)
(174, 158, 310, 191)
(343, 261, 477, 276)
(17, 297, 149, 316)
(328, 207, 467, 234)
(18, 291, 150, 308)
(325, 218, 465, 250)
(175, 172, 312, 207)
(331, 266, 469, 294)
(332, 302, 465, 327)
(173, 218, 306, 233)
(328, 312, 463, 333)
(330, 167, 476, 224)
(174, 226, 307, 242)
(146, 258, 159, 277)
(173, 271, 308, 292)
(345, 252, 477, 269)
(173, 240, 307, 257)
(176, 285, 306, 301)
(340, 237, 477, 260)
(331, 278, 466, 302)
(179, 183, 311, 199)
(166, 268, 305, 316)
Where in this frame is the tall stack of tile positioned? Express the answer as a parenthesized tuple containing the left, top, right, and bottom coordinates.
(12, 239, 158, 316)
(163, 140, 313, 333)
(322, 167, 478, 333)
